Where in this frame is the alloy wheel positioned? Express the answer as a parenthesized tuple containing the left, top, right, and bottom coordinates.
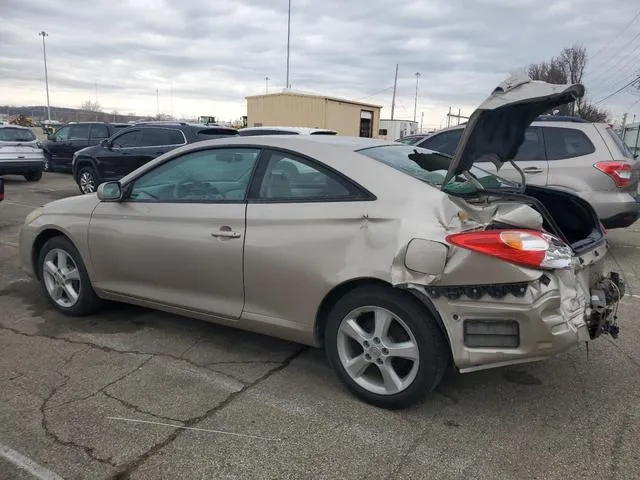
(42, 248, 81, 308)
(336, 306, 420, 396)
(80, 171, 96, 193)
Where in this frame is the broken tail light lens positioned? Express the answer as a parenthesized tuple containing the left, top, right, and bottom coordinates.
(445, 229, 573, 270)
(594, 161, 632, 188)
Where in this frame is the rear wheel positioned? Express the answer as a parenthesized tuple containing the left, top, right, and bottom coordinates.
(24, 170, 43, 182)
(325, 285, 450, 409)
(37, 236, 103, 316)
(78, 166, 98, 194)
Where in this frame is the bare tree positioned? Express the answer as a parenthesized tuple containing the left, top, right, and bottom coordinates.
(80, 100, 102, 112)
(527, 43, 609, 122)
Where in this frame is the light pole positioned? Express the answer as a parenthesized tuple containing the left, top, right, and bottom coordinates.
(265, 76, 270, 94)
(38, 31, 51, 121)
(285, 0, 291, 89)
(413, 72, 421, 122)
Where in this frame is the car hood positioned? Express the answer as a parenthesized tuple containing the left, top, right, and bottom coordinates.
(441, 76, 585, 188)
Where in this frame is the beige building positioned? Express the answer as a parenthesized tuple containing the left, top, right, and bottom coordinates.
(245, 91, 382, 137)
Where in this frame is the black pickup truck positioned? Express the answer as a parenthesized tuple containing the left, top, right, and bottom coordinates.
(42, 122, 130, 172)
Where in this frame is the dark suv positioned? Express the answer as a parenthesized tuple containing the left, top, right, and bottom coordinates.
(72, 122, 238, 194)
(42, 122, 130, 172)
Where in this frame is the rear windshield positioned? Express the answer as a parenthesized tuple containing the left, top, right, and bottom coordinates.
(605, 127, 634, 159)
(357, 144, 516, 194)
(395, 136, 423, 145)
(0, 128, 36, 142)
(196, 128, 239, 140)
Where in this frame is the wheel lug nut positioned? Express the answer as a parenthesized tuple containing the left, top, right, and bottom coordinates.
(373, 337, 380, 344)
(364, 353, 371, 360)
(376, 359, 383, 365)
(363, 340, 369, 347)
(382, 348, 389, 355)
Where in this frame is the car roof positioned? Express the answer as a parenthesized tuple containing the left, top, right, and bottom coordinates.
(0, 124, 31, 130)
(239, 126, 337, 135)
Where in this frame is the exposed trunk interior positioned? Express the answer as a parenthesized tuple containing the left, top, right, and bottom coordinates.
(522, 185, 604, 253)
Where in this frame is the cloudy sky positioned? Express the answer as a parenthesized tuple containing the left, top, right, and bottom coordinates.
(2, 0, 640, 127)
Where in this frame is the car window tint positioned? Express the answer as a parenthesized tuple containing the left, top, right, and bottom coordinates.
(396, 136, 422, 145)
(417, 129, 463, 155)
(514, 128, 544, 162)
(544, 127, 595, 160)
(129, 148, 260, 202)
(54, 126, 70, 141)
(258, 151, 354, 201)
(139, 128, 185, 147)
(69, 124, 91, 139)
(0, 128, 36, 141)
(112, 130, 140, 148)
(90, 124, 109, 139)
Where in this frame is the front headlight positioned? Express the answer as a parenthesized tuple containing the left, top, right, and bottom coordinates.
(24, 207, 44, 225)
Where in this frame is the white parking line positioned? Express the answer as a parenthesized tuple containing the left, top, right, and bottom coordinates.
(0, 442, 64, 480)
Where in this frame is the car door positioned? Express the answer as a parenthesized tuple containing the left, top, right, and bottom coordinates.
(136, 127, 187, 170)
(95, 129, 142, 179)
(478, 126, 548, 186)
(243, 149, 374, 327)
(46, 125, 71, 164)
(88, 146, 261, 318)
(64, 124, 92, 167)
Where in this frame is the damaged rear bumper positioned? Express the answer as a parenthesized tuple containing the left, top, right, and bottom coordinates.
(411, 247, 623, 373)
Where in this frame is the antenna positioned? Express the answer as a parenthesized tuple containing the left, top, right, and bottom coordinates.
(391, 64, 398, 120)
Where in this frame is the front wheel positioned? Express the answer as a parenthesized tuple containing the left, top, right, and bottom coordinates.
(37, 236, 103, 316)
(325, 285, 450, 409)
(24, 170, 43, 182)
(77, 166, 98, 194)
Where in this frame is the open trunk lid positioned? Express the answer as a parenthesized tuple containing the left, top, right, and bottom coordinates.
(442, 76, 585, 187)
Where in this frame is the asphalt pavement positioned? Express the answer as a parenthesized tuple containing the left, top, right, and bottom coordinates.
(1, 173, 639, 480)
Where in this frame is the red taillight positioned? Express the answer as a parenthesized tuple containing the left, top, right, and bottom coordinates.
(445, 229, 572, 270)
(600, 222, 607, 234)
(594, 161, 632, 188)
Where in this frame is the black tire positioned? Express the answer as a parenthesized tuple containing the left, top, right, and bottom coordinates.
(43, 153, 54, 172)
(37, 235, 103, 316)
(325, 285, 450, 409)
(77, 166, 98, 194)
(24, 170, 43, 182)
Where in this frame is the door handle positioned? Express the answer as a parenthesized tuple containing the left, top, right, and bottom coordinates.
(522, 167, 544, 174)
(211, 227, 241, 238)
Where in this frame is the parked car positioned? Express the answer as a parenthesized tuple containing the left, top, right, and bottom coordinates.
(72, 122, 238, 194)
(0, 125, 45, 182)
(239, 126, 337, 136)
(401, 117, 640, 229)
(42, 122, 130, 173)
(19, 77, 624, 409)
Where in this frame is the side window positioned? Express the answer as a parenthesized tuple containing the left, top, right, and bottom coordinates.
(90, 124, 109, 140)
(129, 148, 260, 202)
(54, 126, 70, 141)
(418, 130, 463, 155)
(514, 127, 544, 162)
(112, 130, 141, 148)
(544, 127, 596, 160)
(69, 124, 91, 140)
(139, 128, 185, 147)
(257, 150, 358, 201)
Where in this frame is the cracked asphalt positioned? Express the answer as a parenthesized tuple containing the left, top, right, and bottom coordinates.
(1, 173, 639, 480)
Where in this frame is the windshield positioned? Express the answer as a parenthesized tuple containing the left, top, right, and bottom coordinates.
(0, 128, 36, 142)
(357, 144, 517, 194)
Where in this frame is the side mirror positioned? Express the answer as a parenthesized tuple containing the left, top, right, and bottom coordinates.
(97, 182, 123, 201)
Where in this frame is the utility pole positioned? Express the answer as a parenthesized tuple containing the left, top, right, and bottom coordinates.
(621, 112, 628, 137)
(413, 72, 420, 122)
(156, 88, 159, 117)
(390, 64, 398, 120)
(420, 111, 424, 134)
(447, 107, 451, 127)
(446, 108, 469, 126)
(265, 76, 270, 94)
(38, 31, 51, 121)
(94, 80, 98, 120)
(634, 122, 640, 154)
(457, 108, 461, 125)
(285, 0, 291, 89)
